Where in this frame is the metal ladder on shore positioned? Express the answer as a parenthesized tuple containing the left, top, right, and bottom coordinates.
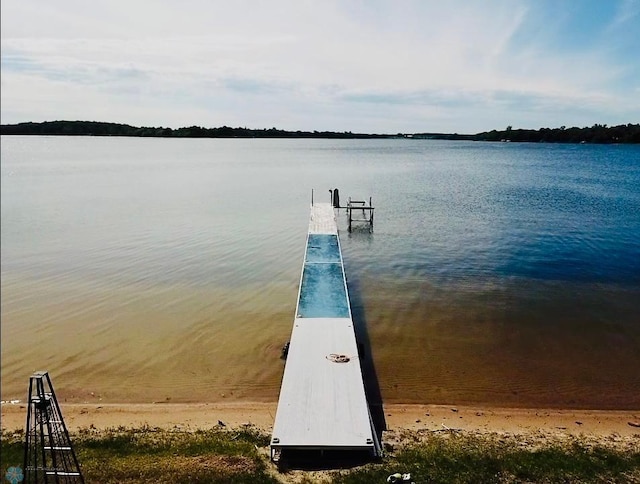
(23, 371, 84, 483)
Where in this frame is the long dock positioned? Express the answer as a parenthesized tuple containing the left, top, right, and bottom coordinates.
(270, 202, 380, 461)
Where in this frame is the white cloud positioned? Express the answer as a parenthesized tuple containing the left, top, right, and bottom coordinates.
(1, 0, 638, 132)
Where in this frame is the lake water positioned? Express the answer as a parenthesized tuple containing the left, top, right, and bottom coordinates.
(2, 136, 639, 409)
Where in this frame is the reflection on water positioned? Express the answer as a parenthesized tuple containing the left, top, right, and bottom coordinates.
(2, 137, 639, 408)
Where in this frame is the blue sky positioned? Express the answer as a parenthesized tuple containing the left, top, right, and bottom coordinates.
(1, 0, 638, 133)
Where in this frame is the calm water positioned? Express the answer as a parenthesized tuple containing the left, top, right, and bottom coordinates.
(2, 136, 639, 409)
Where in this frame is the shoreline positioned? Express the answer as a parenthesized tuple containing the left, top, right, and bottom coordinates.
(3, 402, 639, 438)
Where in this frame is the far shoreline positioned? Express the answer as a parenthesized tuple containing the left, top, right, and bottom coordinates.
(1, 120, 639, 143)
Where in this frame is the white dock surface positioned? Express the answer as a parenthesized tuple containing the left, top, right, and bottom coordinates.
(272, 318, 374, 448)
(308, 202, 339, 234)
(271, 203, 377, 455)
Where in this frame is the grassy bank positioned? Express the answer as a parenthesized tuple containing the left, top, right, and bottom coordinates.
(1, 425, 275, 483)
(2, 426, 639, 483)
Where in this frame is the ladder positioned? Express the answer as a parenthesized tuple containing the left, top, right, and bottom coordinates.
(23, 372, 84, 483)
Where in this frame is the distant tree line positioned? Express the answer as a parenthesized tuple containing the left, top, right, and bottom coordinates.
(0, 121, 390, 139)
(469, 123, 640, 144)
(1, 120, 639, 143)
(410, 124, 640, 143)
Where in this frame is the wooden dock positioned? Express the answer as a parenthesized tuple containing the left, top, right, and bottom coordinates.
(270, 202, 380, 461)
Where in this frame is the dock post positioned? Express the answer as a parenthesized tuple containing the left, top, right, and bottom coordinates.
(369, 196, 374, 232)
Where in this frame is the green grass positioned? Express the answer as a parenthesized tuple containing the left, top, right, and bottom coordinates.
(1, 425, 277, 483)
(332, 433, 640, 484)
(2, 428, 639, 483)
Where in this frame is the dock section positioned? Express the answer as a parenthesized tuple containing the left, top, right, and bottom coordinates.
(271, 203, 379, 460)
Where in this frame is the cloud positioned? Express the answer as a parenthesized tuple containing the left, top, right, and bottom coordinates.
(1, 0, 639, 132)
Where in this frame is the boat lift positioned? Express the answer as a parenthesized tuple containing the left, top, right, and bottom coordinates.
(325, 188, 375, 232)
(346, 196, 374, 232)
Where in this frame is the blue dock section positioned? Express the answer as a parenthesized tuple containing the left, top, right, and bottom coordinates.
(297, 234, 350, 319)
(270, 203, 380, 461)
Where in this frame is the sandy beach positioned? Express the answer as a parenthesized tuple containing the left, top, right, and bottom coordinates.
(3, 401, 639, 484)
(3, 401, 639, 439)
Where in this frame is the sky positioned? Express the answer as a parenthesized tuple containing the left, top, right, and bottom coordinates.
(1, 0, 639, 134)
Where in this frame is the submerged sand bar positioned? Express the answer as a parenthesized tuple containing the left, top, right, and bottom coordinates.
(270, 203, 379, 459)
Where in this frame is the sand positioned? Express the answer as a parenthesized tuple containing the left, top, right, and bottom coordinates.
(3, 401, 639, 439)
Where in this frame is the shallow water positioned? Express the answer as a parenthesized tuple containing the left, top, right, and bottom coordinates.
(2, 136, 639, 408)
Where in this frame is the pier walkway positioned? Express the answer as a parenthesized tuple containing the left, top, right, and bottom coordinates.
(270, 203, 380, 460)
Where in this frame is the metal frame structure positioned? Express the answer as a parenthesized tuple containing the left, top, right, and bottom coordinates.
(346, 196, 374, 232)
(23, 371, 84, 484)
